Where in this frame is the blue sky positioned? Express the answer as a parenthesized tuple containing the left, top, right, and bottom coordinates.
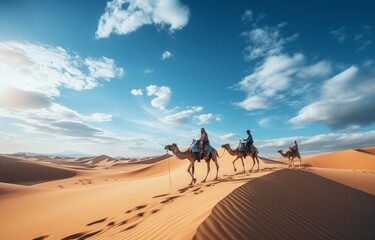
(0, 0, 375, 157)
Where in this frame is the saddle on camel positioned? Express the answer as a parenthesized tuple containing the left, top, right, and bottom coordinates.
(239, 141, 257, 158)
(192, 139, 213, 162)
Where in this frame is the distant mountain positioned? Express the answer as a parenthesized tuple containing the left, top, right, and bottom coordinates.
(10, 151, 94, 158)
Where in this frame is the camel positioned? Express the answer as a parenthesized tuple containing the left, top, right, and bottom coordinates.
(278, 147, 302, 167)
(221, 143, 259, 173)
(164, 142, 220, 185)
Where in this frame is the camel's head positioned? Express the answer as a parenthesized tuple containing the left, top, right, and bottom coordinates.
(221, 143, 229, 148)
(164, 143, 177, 152)
(277, 150, 282, 153)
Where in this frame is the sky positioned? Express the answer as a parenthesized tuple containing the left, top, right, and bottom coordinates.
(0, 0, 375, 157)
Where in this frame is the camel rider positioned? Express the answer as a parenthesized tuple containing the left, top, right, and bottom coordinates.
(243, 130, 254, 153)
(199, 128, 210, 159)
(292, 140, 299, 155)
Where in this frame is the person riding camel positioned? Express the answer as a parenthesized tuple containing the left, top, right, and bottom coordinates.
(292, 140, 299, 155)
(199, 127, 210, 162)
(243, 130, 254, 155)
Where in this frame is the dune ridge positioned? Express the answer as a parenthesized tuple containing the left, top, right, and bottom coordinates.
(193, 169, 375, 240)
(302, 149, 375, 171)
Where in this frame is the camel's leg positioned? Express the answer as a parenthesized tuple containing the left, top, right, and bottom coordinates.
(255, 154, 260, 171)
(249, 155, 255, 172)
(187, 161, 196, 185)
(240, 156, 245, 173)
(202, 160, 211, 183)
(214, 158, 219, 180)
(232, 157, 240, 172)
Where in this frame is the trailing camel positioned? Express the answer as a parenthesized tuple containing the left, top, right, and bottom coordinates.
(164, 142, 219, 185)
(221, 143, 259, 173)
(278, 147, 302, 167)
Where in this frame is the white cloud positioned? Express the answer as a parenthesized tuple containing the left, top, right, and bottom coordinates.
(146, 85, 172, 110)
(0, 103, 118, 142)
(298, 60, 333, 78)
(354, 25, 373, 52)
(0, 87, 51, 109)
(236, 16, 338, 113)
(237, 53, 304, 96)
(86, 113, 113, 122)
(219, 133, 238, 141)
(242, 10, 253, 22)
(144, 68, 154, 74)
(0, 41, 124, 98)
(258, 117, 271, 127)
(160, 106, 202, 125)
(0, 41, 122, 142)
(290, 66, 375, 129)
(235, 53, 331, 111)
(330, 26, 346, 43)
(131, 89, 143, 96)
(193, 113, 222, 125)
(242, 24, 298, 60)
(236, 95, 269, 111)
(96, 0, 190, 38)
(85, 57, 124, 80)
(363, 59, 374, 68)
(161, 51, 172, 60)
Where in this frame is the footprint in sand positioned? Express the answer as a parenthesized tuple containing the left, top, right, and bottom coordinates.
(86, 217, 107, 226)
(61, 230, 102, 240)
(122, 223, 138, 232)
(120, 209, 161, 232)
(178, 185, 194, 193)
(160, 196, 180, 204)
(125, 204, 147, 214)
(107, 221, 116, 227)
(192, 187, 204, 194)
(153, 193, 169, 198)
(32, 235, 49, 240)
(151, 209, 161, 214)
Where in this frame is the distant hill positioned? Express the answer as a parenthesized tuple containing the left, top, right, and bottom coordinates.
(9, 151, 94, 158)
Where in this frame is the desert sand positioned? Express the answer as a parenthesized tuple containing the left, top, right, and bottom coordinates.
(0, 146, 375, 240)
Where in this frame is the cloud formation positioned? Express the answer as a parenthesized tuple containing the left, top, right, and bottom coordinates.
(0, 103, 118, 142)
(161, 106, 202, 124)
(131, 89, 143, 96)
(235, 11, 337, 113)
(289, 66, 375, 129)
(330, 26, 346, 43)
(235, 53, 332, 111)
(146, 85, 172, 110)
(0, 41, 124, 98)
(0, 41, 122, 142)
(161, 51, 172, 60)
(193, 113, 222, 125)
(96, 0, 190, 38)
(0, 88, 51, 109)
(242, 22, 298, 60)
(219, 133, 238, 141)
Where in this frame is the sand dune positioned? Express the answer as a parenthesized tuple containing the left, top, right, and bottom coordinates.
(0, 155, 76, 185)
(0, 146, 374, 239)
(355, 146, 375, 155)
(194, 169, 375, 240)
(302, 149, 375, 171)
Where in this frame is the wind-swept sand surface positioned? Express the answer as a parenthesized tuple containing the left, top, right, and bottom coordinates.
(193, 169, 375, 240)
(0, 146, 374, 240)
